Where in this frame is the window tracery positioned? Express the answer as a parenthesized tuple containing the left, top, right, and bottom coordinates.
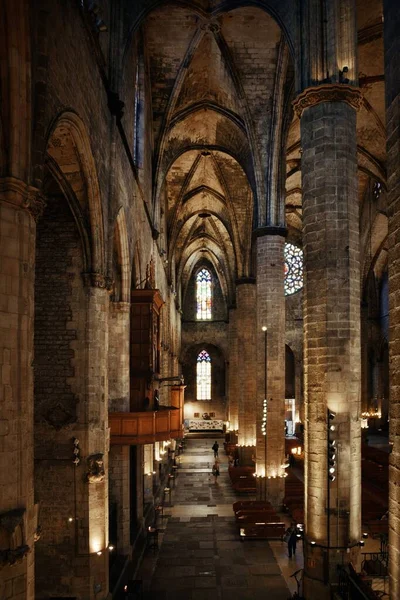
(284, 243, 303, 296)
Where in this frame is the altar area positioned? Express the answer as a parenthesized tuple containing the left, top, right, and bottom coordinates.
(186, 418, 224, 431)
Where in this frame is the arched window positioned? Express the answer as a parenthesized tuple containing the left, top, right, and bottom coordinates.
(197, 350, 211, 400)
(133, 58, 144, 167)
(196, 268, 212, 320)
(284, 243, 303, 296)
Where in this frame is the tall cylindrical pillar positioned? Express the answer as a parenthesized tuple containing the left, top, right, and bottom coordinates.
(294, 88, 362, 597)
(0, 182, 42, 600)
(255, 231, 286, 505)
(236, 280, 257, 457)
(228, 307, 239, 432)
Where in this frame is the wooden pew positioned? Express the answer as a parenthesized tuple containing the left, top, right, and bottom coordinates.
(231, 478, 256, 493)
(233, 500, 273, 513)
(239, 522, 286, 540)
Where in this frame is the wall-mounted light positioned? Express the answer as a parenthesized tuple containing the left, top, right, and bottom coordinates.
(73, 438, 81, 466)
(328, 410, 336, 483)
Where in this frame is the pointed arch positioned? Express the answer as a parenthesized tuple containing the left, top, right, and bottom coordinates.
(45, 111, 105, 276)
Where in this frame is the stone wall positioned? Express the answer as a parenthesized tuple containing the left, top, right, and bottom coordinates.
(384, 1, 400, 596)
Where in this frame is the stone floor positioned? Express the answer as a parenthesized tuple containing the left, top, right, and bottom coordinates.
(137, 436, 304, 599)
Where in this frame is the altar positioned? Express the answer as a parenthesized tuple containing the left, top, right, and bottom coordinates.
(188, 419, 224, 431)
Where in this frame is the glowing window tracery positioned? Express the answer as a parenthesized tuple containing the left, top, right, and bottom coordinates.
(284, 243, 303, 296)
(196, 268, 212, 320)
(197, 350, 211, 400)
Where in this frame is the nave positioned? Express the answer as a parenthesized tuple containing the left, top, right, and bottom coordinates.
(135, 436, 302, 600)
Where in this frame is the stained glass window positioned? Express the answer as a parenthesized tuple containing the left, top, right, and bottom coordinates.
(197, 350, 211, 400)
(284, 243, 303, 296)
(196, 268, 212, 320)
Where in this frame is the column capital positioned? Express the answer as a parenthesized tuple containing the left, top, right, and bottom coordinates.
(110, 301, 130, 313)
(253, 226, 288, 239)
(0, 176, 46, 221)
(292, 84, 363, 118)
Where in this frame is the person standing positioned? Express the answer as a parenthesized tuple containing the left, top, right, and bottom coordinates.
(285, 522, 298, 558)
(212, 460, 220, 483)
(212, 441, 219, 458)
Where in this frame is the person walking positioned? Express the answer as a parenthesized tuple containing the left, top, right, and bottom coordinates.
(212, 460, 220, 483)
(284, 522, 298, 558)
(212, 441, 219, 458)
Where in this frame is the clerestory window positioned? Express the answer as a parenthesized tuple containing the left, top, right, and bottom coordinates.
(196, 268, 212, 320)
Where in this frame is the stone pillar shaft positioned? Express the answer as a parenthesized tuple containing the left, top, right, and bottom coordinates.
(384, 2, 400, 596)
(108, 302, 131, 555)
(0, 187, 37, 600)
(228, 307, 239, 432)
(236, 282, 257, 449)
(299, 98, 361, 595)
(256, 233, 286, 504)
(109, 302, 130, 411)
(85, 286, 110, 597)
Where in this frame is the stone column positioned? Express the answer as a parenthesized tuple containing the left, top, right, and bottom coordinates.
(108, 301, 130, 412)
(0, 180, 43, 600)
(255, 230, 286, 505)
(108, 301, 131, 555)
(360, 302, 369, 413)
(228, 307, 239, 432)
(293, 87, 362, 597)
(236, 280, 257, 464)
(384, 2, 400, 597)
(85, 284, 110, 598)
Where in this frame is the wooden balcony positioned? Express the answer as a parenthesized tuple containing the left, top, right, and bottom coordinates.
(109, 408, 183, 445)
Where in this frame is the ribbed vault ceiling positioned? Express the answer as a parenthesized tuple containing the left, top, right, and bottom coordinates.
(144, 4, 288, 303)
(141, 0, 387, 301)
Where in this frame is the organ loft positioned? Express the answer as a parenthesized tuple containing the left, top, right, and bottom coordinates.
(0, 1, 399, 599)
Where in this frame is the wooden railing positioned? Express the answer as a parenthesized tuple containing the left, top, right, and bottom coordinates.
(109, 408, 183, 445)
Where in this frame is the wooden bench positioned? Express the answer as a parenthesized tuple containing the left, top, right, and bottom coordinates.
(239, 522, 285, 540)
(233, 501, 274, 516)
(231, 478, 257, 493)
(224, 442, 237, 455)
(229, 466, 255, 481)
(236, 511, 278, 523)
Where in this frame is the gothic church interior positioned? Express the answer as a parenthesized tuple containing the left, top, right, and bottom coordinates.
(0, 0, 399, 599)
